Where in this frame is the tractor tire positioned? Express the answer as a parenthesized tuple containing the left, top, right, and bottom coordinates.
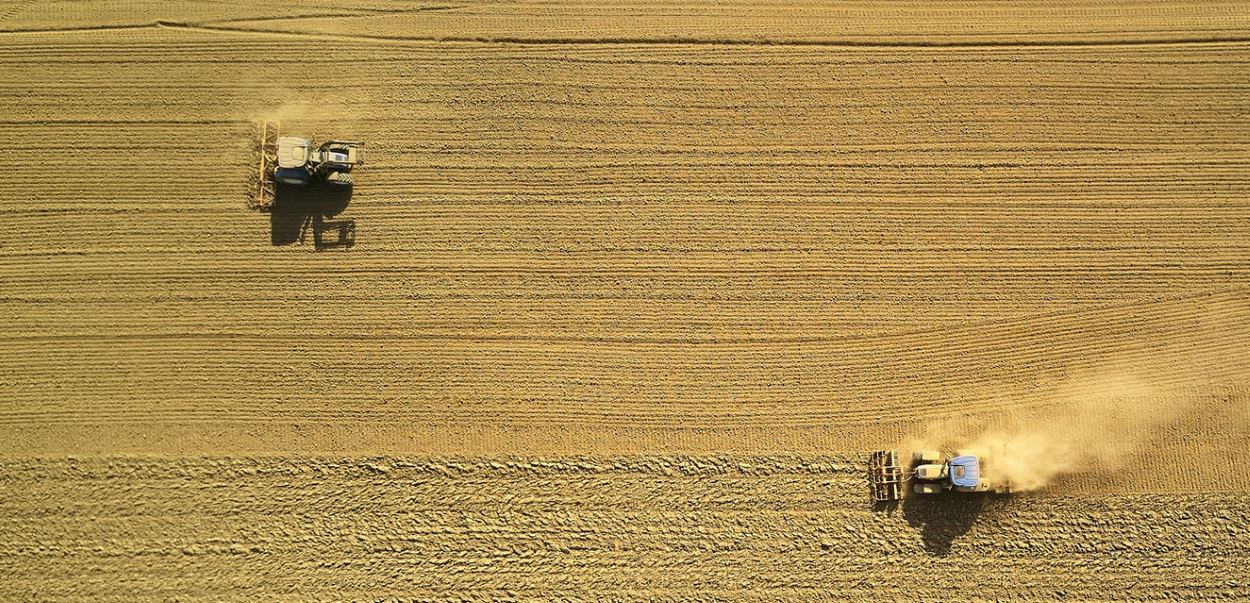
(327, 171, 353, 186)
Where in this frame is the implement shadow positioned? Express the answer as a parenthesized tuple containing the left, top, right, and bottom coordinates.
(270, 183, 354, 247)
(901, 493, 994, 556)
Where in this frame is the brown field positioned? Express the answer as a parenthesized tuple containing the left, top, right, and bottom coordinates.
(2, 1, 1250, 600)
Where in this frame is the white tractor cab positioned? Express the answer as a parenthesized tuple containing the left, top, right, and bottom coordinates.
(910, 450, 992, 495)
(274, 136, 363, 186)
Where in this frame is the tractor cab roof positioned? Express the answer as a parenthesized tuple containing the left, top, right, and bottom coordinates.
(948, 455, 981, 488)
(277, 136, 312, 169)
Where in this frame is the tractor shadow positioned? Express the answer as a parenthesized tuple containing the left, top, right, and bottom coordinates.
(900, 493, 995, 556)
(269, 183, 355, 250)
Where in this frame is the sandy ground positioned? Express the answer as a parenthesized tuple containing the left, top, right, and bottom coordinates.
(4, 456, 1249, 601)
(2, 1, 1249, 600)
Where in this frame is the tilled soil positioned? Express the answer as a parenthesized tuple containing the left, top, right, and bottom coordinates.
(2, 456, 1248, 601)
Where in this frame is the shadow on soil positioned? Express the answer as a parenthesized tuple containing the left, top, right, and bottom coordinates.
(270, 183, 355, 250)
(902, 493, 986, 556)
(887, 493, 1012, 556)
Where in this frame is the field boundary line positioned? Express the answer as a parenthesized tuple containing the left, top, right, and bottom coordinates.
(164, 21, 1250, 50)
(4, 20, 1250, 50)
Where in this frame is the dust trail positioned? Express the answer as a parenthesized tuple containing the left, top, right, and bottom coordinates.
(905, 372, 1205, 491)
(253, 95, 344, 125)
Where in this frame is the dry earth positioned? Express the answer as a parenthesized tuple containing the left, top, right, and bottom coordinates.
(1, 0, 1249, 600)
(4, 456, 1249, 602)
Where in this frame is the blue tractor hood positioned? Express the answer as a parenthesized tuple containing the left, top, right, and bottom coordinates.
(948, 455, 981, 488)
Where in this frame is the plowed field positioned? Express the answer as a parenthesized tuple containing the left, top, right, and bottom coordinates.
(2, 1, 1249, 600)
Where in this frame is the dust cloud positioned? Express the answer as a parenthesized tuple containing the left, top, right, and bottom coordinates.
(255, 97, 333, 124)
(247, 87, 364, 129)
(906, 373, 1196, 491)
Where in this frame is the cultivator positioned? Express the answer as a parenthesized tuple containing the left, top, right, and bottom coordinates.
(868, 449, 902, 502)
(253, 120, 279, 210)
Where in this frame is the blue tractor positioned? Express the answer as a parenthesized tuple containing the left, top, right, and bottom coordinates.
(910, 450, 993, 495)
(275, 136, 363, 186)
(869, 449, 996, 501)
(253, 121, 364, 210)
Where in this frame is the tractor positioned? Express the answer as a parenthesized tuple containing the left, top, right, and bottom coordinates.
(253, 120, 363, 209)
(274, 137, 363, 186)
(869, 449, 997, 502)
(908, 450, 992, 495)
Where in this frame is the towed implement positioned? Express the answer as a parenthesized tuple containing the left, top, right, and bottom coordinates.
(868, 450, 903, 502)
(253, 120, 364, 209)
